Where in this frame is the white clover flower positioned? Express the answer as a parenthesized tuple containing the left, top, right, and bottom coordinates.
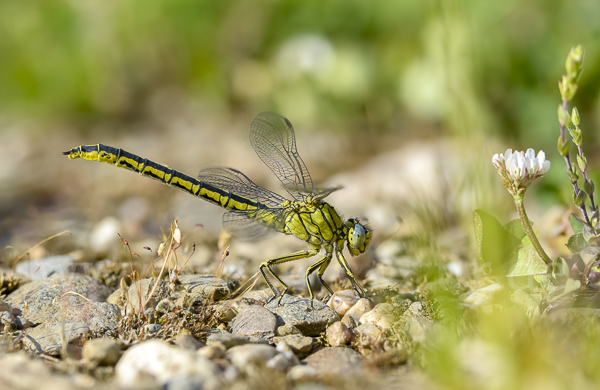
(492, 148, 550, 197)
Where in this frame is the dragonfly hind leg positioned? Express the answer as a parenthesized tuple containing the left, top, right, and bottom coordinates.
(305, 254, 334, 307)
(259, 249, 320, 305)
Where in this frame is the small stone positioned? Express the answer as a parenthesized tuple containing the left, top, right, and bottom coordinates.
(287, 365, 320, 383)
(144, 324, 162, 334)
(276, 324, 303, 336)
(206, 333, 269, 349)
(303, 347, 365, 376)
(116, 340, 219, 386)
(346, 298, 375, 322)
(197, 343, 226, 359)
(175, 334, 205, 351)
(265, 294, 339, 336)
(266, 349, 300, 372)
(354, 323, 384, 348)
(226, 344, 278, 370)
(15, 255, 76, 280)
(359, 303, 396, 331)
(341, 313, 358, 329)
(272, 335, 315, 358)
(156, 298, 174, 314)
(83, 338, 122, 366)
(241, 289, 274, 303)
(230, 305, 277, 339)
(327, 290, 360, 317)
(176, 274, 230, 301)
(0, 352, 76, 389)
(326, 321, 355, 347)
(107, 287, 128, 310)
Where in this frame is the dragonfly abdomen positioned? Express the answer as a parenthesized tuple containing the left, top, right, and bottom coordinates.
(63, 144, 260, 212)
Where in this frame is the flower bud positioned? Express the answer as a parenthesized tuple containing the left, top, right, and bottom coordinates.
(565, 166, 579, 182)
(577, 154, 587, 172)
(157, 242, 166, 256)
(573, 189, 588, 207)
(557, 135, 570, 156)
(571, 107, 580, 126)
(557, 104, 571, 126)
(584, 179, 595, 196)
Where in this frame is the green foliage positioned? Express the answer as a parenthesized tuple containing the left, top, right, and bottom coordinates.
(473, 209, 521, 277)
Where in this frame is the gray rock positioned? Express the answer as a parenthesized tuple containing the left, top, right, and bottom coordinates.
(15, 255, 76, 280)
(116, 340, 219, 386)
(400, 302, 433, 343)
(303, 347, 365, 376)
(273, 335, 316, 358)
(266, 343, 300, 372)
(5, 273, 118, 355)
(83, 338, 122, 366)
(265, 294, 339, 336)
(230, 305, 277, 339)
(206, 333, 269, 349)
(242, 288, 275, 303)
(107, 287, 128, 309)
(176, 274, 230, 301)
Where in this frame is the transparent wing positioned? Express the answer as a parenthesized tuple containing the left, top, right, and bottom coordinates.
(250, 112, 313, 200)
(198, 167, 287, 208)
(223, 207, 290, 241)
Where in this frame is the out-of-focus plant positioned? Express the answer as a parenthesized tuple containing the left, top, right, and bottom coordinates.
(474, 46, 599, 304)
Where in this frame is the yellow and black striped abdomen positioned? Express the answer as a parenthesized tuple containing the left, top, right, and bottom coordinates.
(63, 144, 260, 212)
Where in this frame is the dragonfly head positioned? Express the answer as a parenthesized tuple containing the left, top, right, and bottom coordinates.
(345, 218, 372, 256)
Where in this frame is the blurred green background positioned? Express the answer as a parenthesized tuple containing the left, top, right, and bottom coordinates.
(1, 0, 600, 244)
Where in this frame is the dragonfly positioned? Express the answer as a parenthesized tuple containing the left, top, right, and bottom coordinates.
(63, 112, 372, 304)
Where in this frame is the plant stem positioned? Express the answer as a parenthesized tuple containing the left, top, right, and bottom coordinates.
(514, 196, 552, 265)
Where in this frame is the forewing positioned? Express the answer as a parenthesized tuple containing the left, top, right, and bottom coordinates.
(250, 112, 313, 199)
(198, 167, 286, 208)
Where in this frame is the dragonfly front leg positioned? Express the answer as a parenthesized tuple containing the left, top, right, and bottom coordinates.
(260, 249, 320, 305)
(335, 249, 367, 298)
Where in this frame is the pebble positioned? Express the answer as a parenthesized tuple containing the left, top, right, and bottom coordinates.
(354, 323, 384, 348)
(206, 332, 269, 349)
(156, 298, 174, 314)
(82, 338, 122, 366)
(303, 347, 365, 376)
(341, 313, 358, 329)
(265, 294, 339, 336)
(276, 324, 303, 336)
(345, 298, 375, 322)
(241, 288, 274, 303)
(273, 334, 316, 358)
(326, 321, 355, 347)
(143, 324, 162, 334)
(176, 274, 231, 301)
(359, 302, 395, 331)
(116, 340, 219, 386)
(326, 290, 361, 317)
(226, 344, 278, 370)
(175, 333, 206, 351)
(229, 305, 277, 339)
(14, 255, 76, 280)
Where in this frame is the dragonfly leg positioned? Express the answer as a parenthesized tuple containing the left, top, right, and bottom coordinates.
(335, 249, 367, 298)
(260, 249, 320, 305)
(305, 253, 333, 307)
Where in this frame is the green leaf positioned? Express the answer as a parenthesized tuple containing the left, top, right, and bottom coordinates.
(551, 278, 581, 300)
(570, 213, 585, 234)
(507, 246, 548, 277)
(503, 219, 527, 241)
(566, 233, 588, 253)
(552, 257, 570, 278)
(474, 209, 522, 277)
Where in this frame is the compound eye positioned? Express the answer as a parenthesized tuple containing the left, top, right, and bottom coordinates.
(350, 224, 366, 248)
